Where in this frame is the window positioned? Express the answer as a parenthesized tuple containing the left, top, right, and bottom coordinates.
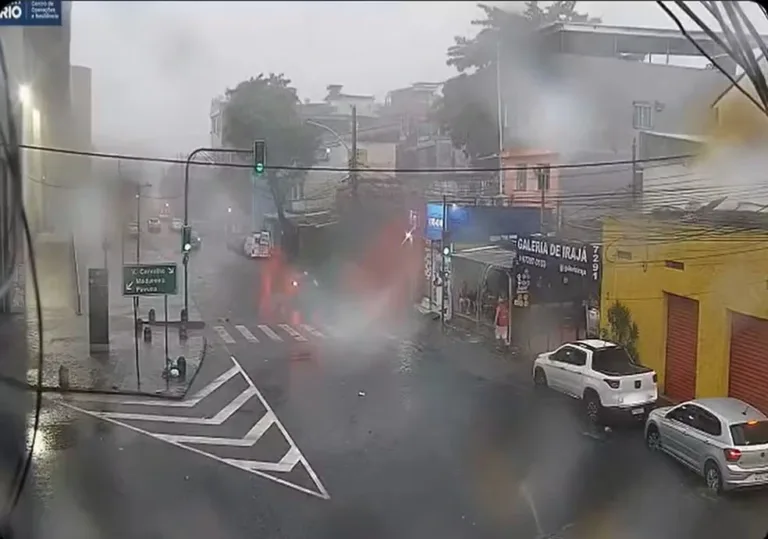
(633, 102, 653, 129)
(730, 421, 768, 446)
(565, 348, 587, 366)
(592, 346, 639, 375)
(693, 408, 723, 437)
(667, 404, 697, 426)
(516, 167, 527, 191)
(535, 165, 550, 191)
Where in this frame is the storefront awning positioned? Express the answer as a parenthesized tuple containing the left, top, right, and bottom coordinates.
(453, 246, 516, 270)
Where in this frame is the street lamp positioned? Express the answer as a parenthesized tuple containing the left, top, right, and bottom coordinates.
(305, 119, 351, 154)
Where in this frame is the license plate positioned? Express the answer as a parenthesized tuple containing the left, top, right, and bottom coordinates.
(751, 473, 768, 482)
(631, 408, 644, 416)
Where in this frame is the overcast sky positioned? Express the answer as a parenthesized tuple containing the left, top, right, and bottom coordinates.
(69, 1, 768, 157)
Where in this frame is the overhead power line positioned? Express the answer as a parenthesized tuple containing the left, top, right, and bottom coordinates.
(18, 143, 694, 174)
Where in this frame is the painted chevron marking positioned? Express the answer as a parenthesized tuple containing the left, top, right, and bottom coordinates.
(100, 386, 256, 424)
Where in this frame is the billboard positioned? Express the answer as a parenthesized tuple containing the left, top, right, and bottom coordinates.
(424, 203, 546, 243)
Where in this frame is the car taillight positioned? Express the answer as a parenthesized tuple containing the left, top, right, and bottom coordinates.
(603, 378, 620, 389)
(724, 448, 742, 462)
(652, 374, 658, 384)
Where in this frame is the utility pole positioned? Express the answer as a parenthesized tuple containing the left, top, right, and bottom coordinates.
(495, 40, 505, 197)
(351, 105, 358, 200)
(631, 137, 641, 209)
(538, 168, 547, 233)
(136, 184, 141, 264)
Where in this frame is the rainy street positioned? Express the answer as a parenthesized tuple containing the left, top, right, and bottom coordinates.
(11, 225, 768, 539)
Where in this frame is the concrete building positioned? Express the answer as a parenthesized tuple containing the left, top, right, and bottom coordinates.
(602, 212, 768, 413)
(500, 23, 732, 221)
(0, 2, 76, 313)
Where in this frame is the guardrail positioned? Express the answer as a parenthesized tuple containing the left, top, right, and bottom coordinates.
(71, 232, 82, 315)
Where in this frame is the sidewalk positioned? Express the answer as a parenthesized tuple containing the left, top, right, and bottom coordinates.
(25, 232, 207, 397)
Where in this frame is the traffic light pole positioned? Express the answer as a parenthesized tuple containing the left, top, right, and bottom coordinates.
(183, 146, 252, 315)
(351, 106, 358, 200)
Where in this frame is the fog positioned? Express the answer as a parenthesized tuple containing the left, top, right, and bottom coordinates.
(67, 1, 768, 158)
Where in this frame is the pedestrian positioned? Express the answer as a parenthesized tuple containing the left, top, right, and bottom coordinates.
(494, 297, 509, 347)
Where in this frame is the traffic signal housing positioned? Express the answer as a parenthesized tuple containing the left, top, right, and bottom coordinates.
(182, 225, 192, 253)
(253, 140, 266, 175)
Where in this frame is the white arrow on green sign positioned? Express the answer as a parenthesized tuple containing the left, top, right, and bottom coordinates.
(122, 263, 179, 296)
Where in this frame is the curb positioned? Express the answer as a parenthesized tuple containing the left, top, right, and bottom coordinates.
(22, 335, 209, 401)
(144, 320, 206, 329)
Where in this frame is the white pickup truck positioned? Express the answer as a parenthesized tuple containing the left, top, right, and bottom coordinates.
(244, 230, 272, 259)
(533, 339, 658, 424)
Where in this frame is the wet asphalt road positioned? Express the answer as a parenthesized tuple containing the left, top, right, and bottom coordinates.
(9, 225, 768, 539)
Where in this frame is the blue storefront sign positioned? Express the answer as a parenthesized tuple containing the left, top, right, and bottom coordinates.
(424, 203, 546, 243)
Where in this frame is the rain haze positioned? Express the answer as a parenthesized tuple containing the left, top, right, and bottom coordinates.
(71, 1, 768, 155)
(3, 2, 768, 539)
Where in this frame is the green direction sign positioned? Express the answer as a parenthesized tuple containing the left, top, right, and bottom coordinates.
(122, 263, 178, 296)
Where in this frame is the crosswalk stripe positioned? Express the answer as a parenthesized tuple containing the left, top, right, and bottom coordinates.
(214, 325, 236, 344)
(258, 324, 283, 341)
(301, 324, 325, 338)
(235, 325, 259, 343)
(279, 324, 308, 342)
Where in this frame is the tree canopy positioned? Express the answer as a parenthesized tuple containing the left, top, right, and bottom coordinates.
(434, 1, 601, 162)
(222, 73, 320, 169)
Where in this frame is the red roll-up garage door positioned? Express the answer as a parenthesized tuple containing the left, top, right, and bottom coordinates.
(729, 312, 768, 414)
(664, 294, 700, 402)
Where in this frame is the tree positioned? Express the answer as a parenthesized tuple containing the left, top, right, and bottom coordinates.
(222, 73, 320, 254)
(447, 2, 601, 73)
(223, 73, 319, 169)
(600, 301, 641, 363)
(435, 2, 601, 162)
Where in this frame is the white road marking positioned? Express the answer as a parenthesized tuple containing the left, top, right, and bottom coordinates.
(258, 324, 283, 341)
(235, 325, 259, 343)
(225, 446, 301, 473)
(53, 366, 240, 407)
(213, 325, 236, 344)
(57, 355, 330, 500)
(157, 411, 276, 446)
(279, 324, 308, 342)
(230, 357, 328, 498)
(300, 324, 325, 338)
(57, 399, 328, 500)
(100, 386, 256, 424)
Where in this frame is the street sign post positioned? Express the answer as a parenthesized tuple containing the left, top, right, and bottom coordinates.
(122, 263, 178, 296)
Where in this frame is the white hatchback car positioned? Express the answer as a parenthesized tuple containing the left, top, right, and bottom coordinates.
(533, 339, 658, 424)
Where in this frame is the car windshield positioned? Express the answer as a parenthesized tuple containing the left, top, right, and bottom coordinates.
(591, 346, 639, 375)
(730, 421, 768, 446)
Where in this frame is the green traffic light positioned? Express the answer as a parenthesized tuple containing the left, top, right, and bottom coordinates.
(255, 163, 264, 174)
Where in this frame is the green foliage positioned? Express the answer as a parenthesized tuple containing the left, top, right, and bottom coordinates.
(435, 1, 601, 162)
(600, 301, 641, 362)
(222, 73, 320, 171)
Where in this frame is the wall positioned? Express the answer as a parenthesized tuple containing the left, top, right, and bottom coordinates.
(69, 65, 92, 188)
(502, 53, 724, 221)
(601, 216, 768, 398)
(502, 150, 559, 209)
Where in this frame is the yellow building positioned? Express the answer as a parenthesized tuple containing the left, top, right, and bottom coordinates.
(601, 214, 768, 413)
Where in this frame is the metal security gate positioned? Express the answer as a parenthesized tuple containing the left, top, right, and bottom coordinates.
(664, 293, 699, 402)
(729, 312, 768, 414)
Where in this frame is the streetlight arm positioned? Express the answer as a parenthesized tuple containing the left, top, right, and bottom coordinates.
(305, 119, 352, 154)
